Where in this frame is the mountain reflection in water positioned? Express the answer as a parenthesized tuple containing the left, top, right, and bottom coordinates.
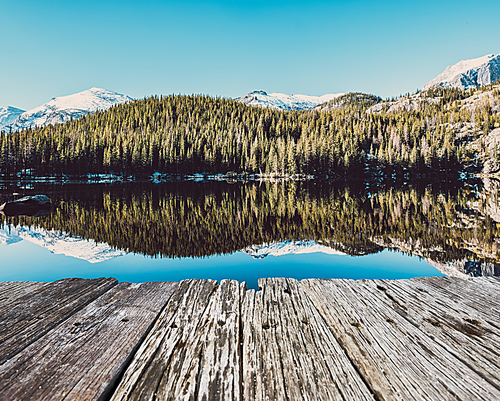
(0, 179, 499, 281)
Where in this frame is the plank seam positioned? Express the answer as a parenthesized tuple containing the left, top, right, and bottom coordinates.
(301, 280, 383, 401)
(190, 281, 219, 400)
(0, 278, 119, 366)
(98, 282, 178, 401)
(238, 285, 245, 401)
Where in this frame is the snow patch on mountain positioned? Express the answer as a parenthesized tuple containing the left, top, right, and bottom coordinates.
(367, 92, 441, 114)
(237, 91, 344, 111)
(426, 258, 499, 278)
(8, 88, 133, 132)
(0, 106, 25, 131)
(0, 224, 126, 263)
(241, 239, 347, 259)
(423, 54, 500, 90)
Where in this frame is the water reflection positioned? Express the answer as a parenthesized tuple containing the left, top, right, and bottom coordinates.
(1, 178, 499, 280)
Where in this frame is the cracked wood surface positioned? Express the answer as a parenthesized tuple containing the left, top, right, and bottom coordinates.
(110, 279, 242, 401)
(299, 278, 500, 400)
(0, 276, 499, 401)
(241, 278, 375, 401)
(0, 281, 46, 308)
(368, 278, 500, 391)
(0, 281, 177, 401)
(0, 277, 118, 365)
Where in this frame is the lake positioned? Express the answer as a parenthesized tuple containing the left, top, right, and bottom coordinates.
(1, 179, 499, 289)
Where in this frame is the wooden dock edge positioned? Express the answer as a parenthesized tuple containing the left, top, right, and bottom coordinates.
(0, 276, 499, 401)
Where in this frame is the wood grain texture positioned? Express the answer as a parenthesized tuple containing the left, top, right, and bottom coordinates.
(300, 278, 500, 401)
(0, 281, 177, 401)
(111, 279, 243, 401)
(0, 276, 499, 401)
(0, 281, 46, 308)
(366, 278, 500, 391)
(412, 277, 500, 322)
(0, 277, 118, 365)
(241, 278, 375, 401)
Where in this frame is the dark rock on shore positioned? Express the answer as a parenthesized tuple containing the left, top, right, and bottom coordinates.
(0, 195, 52, 217)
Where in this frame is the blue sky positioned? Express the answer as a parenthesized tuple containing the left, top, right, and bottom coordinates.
(1, 0, 500, 110)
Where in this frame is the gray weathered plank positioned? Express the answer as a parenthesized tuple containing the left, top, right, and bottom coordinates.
(111, 279, 243, 401)
(362, 278, 500, 391)
(241, 278, 375, 401)
(301, 278, 500, 401)
(0, 281, 46, 308)
(0, 281, 177, 401)
(0, 277, 117, 365)
(413, 277, 500, 322)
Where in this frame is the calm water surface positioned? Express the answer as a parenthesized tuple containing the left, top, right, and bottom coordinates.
(1, 180, 498, 289)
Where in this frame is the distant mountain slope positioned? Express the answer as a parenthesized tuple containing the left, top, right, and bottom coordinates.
(6, 87, 133, 132)
(314, 92, 382, 112)
(236, 90, 344, 111)
(367, 91, 441, 114)
(0, 106, 25, 131)
(423, 54, 500, 90)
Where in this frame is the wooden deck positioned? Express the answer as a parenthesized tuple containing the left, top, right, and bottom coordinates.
(0, 276, 499, 400)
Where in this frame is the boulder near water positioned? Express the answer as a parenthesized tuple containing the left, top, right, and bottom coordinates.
(0, 195, 52, 216)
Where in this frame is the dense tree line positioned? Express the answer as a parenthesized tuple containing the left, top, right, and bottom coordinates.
(2, 182, 498, 264)
(1, 83, 498, 179)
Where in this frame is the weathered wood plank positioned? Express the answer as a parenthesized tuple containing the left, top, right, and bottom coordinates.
(0, 281, 177, 401)
(0, 281, 46, 308)
(413, 277, 500, 322)
(241, 278, 375, 401)
(111, 279, 243, 401)
(0, 276, 498, 401)
(301, 278, 500, 400)
(363, 278, 500, 391)
(191, 279, 241, 401)
(0, 277, 117, 365)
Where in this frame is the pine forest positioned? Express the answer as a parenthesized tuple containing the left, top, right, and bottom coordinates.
(2, 83, 499, 180)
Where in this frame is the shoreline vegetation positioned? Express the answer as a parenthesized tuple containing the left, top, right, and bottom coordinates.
(1, 83, 499, 181)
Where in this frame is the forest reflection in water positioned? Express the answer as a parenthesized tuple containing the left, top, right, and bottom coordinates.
(1, 178, 499, 279)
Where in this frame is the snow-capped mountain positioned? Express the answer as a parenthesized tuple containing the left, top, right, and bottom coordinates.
(5, 88, 133, 132)
(423, 54, 500, 91)
(237, 91, 344, 111)
(241, 239, 347, 259)
(0, 106, 25, 131)
(0, 224, 126, 263)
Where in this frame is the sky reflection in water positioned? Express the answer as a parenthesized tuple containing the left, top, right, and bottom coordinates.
(0, 236, 440, 290)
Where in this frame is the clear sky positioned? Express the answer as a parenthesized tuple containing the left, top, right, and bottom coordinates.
(1, 0, 500, 110)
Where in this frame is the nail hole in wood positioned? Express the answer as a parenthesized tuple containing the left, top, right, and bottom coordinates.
(426, 318, 441, 327)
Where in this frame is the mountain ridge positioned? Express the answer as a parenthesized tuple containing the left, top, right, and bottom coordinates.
(0, 106, 25, 131)
(1, 88, 133, 132)
(236, 90, 344, 111)
(423, 53, 500, 90)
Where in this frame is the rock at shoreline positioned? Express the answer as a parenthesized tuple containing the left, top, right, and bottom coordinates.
(0, 195, 52, 217)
